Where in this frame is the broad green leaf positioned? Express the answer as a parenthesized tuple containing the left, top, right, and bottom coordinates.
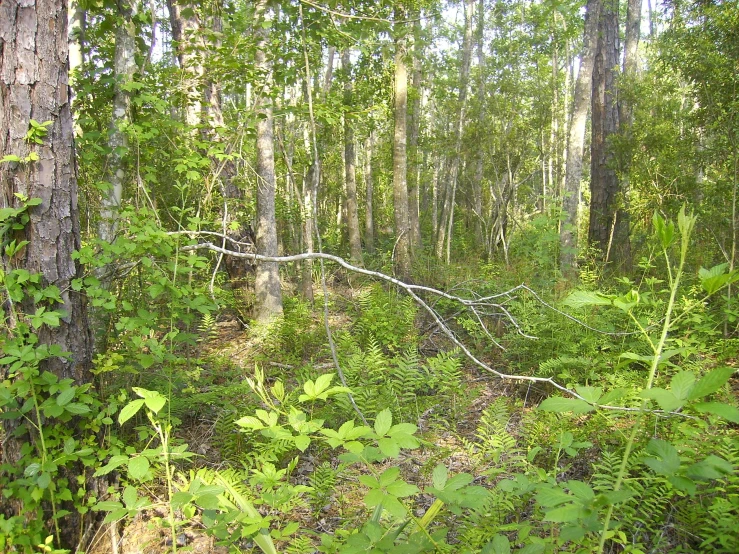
(127, 456, 150, 480)
(118, 399, 144, 425)
(378, 467, 400, 487)
(445, 473, 474, 491)
(482, 535, 510, 554)
(670, 371, 696, 400)
(93, 455, 129, 477)
(387, 481, 419, 497)
(359, 475, 379, 489)
(143, 394, 166, 414)
(535, 486, 571, 507)
(688, 367, 735, 400)
(575, 386, 602, 404)
(694, 402, 739, 423)
(538, 397, 594, 414)
(374, 408, 392, 437)
(562, 290, 613, 309)
(566, 480, 594, 502)
(686, 455, 733, 480)
(293, 434, 311, 452)
(56, 386, 76, 406)
(640, 388, 682, 411)
(313, 373, 334, 394)
(377, 437, 401, 458)
(432, 464, 448, 489)
(544, 503, 586, 523)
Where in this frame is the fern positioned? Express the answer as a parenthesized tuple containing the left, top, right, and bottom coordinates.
(473, 399, 527, 476)
(307, 461, 340, 517)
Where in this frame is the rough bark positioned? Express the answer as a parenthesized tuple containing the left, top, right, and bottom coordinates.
(253, 0, 283, 322)
(560, 0, 602, 277)
(588, 0, 628, 267)
(472, 0, 485, 246)
(342, 49, 362, 263)
(393, 6, 411, 280)
(436, 0, 474, 262)
(99, 0, 137, 245)
(0, 0, 94, 545)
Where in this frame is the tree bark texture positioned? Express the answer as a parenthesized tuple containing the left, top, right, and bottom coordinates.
(472, 0, 485, 246)
(560, 0, 602, 277)
(0, 0, 94, 545)
(254, 0, 283, 322)
(167, 0, 203, 127)
(588, 0, 629, 267)
(342, 49, 362, 263)
(393, 7, 411, 280)
(364, 131, 375, 254)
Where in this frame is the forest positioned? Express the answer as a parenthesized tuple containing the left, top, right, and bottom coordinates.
(0, 0, 738, 552)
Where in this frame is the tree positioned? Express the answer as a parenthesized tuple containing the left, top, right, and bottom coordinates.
(1, 0, 93, 546)
(560, 0, 602, 277)
(253, 0, 283, 322)
(393, 4, 412, 280)
(342, 48, 363, 263)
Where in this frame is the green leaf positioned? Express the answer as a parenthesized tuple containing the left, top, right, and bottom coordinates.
(688, 367, 735, 400)
(566, 480, 594, 502)
(538, 397, 594, 414)
(482, 535, 511, 554)
(386, 481, 419, 498)
(686, 455, 734, 480)
(93, 455, 129, 477)
(670, 371, 696, 401)
(693, 402, 739, 423)
(643, 439, 680, 476)
(562, 290, 613, 309)
(575, 386, 602, 404)
(293, 434, 311, 452)
(535, 486, 572, 507)
(544, 503, 586, 523)
(127, 456, 150, 480)
(374, 408, 392, 436)
(640, 388, 682, 411)
(118, 399, 144, 424)
(432, 464, 448, 490)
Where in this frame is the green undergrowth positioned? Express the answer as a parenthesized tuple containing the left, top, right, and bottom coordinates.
(2, 207, 738, 553)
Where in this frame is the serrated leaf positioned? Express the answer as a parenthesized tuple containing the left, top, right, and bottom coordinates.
(374, 408, 392, 436)
(640, 388, 682, 411)
(378, 437, 401, 458)
(293, 434, 311, 452)
(378, 467, 400, 486)
(670, 371, 696, 401)
(56, 387, 76, 406)
(686, 455, 733, 480)
(535, 486, 572, 507)
(432, 464, 448, 489)
(122, 485, 138, 508)
(562, 290, 613, 309)
(575, 386, 602, 404)
(544, 503, 585, 523)
(387, 481, 419, 497)
(643, 439, 680, 476)
(313, 373, 334, 394)
(566, 480, 594, 502)
(688, 367, 735, 400)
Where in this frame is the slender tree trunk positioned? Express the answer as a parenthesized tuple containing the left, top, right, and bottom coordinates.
(1, 0, 94, 546)
(393, 6, 411, 280)
(167, 0, 203, 127)
(436, 0, 474, 262)
(254, 0, 282, 322)
(588, 0, 626, 266)
(99, 0, 137, 245)
(472, 0, 485, 246)
(560, 0, 602, 277)
(342, 49, 362, 263)
(364, 130, 375, 254)
(408, 12, 422, 253)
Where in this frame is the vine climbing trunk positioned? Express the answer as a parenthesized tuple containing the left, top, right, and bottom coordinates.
(0, 0, 94, 546)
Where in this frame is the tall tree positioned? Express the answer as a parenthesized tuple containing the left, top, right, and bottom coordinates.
(254, 0, 283, 321)
(342, 48, 363, 263)
(99, 0, 137, 245)
(1, 0, 93, 545)
(588, 0, 629, 267)
(408, 11, 423, 252)
(560, 0, 602, 277)
(167, 0, 203, 127)
(436, 0, 474, 262)
(393, 4, 412, 280)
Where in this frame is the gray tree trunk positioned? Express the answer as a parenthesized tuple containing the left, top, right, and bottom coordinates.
(472, 0, 485, 246)
(166, 0, 203, 126)
(364, 130, 375, 254)
(342, 49, 362, 263)
(254, 0, 283, 322)
(99, 0, 137, 245)
(0, 0, 94, 546)
(393, 6, 411, 280)
(560, 0, 602, 277)
(408, 13, 423, 253)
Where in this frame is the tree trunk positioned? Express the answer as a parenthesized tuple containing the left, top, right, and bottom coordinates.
(254, 0, 283, 322)
(364, 130, 375, 254)
(588, 0, 628, 268)
(436, 0, 474, 263)
(342, 49, 362, 263)
(560, 0, 602, 277)
(472, 0, 485, 246)
(99, 0, 137, 245)
(1, 0, 94, 546)
(167, 0, 203, 127)
(408, 12, 423, 253)
(393, 6, 411, 280)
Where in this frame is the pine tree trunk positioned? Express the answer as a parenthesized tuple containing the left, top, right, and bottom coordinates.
(1, 0, 94, 546)
(393, 6, 411, 280)
(342, 49, 362, 263)
(254, 0, 283, 322)
(560, 0, 602, 277)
